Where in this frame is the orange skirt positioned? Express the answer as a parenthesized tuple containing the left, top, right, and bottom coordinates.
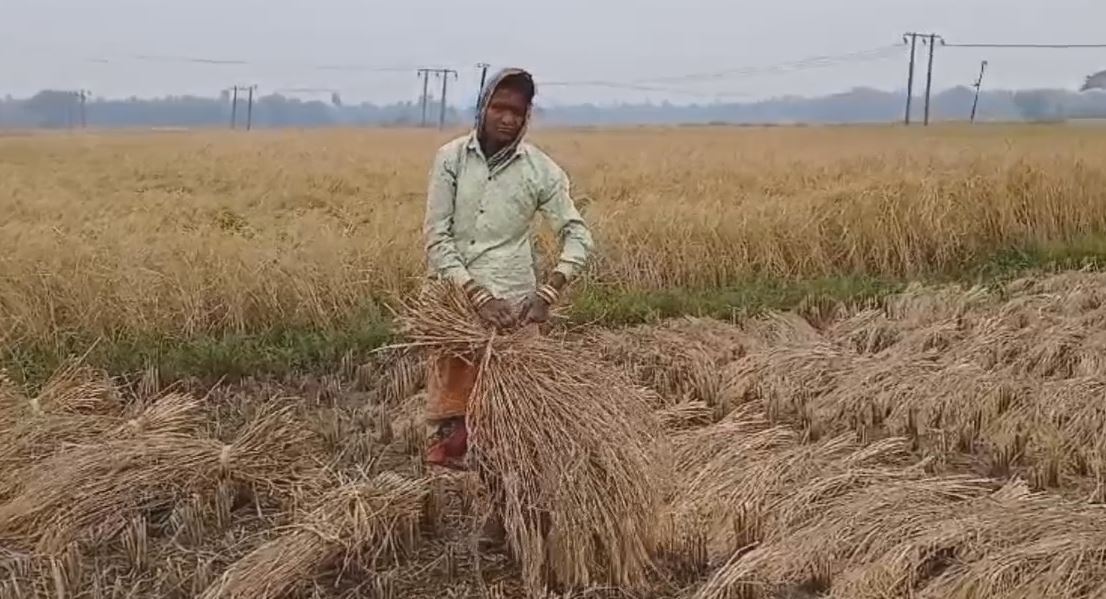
(423, 324, 538, 469)
(425, 354, 479, 469)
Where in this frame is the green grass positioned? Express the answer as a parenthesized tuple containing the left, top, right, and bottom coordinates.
(569, 275, 900, 326)
(5, 235, 1106, 391)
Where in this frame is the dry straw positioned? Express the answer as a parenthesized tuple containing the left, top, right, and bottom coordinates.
(396, 282, 669, 595)
(0, 404, 321, 554)
(664, 408, 918, 570)
(584, 318, 751, 413)
(694, 475, 996, 599)
(824, 480, 1106, 599)
(0, 364, 205, 500)
(202, 472, 428, 599)
(725, 274, 1106, 495)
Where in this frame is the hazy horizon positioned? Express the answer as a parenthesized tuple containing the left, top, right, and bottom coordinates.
(4, 0, 1104, 105)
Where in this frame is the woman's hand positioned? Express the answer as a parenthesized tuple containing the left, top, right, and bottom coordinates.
(478, 297, 517, 329)
(518, 294, 551, 324)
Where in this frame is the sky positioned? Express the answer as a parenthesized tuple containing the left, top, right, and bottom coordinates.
(2, 0, 1105, 105)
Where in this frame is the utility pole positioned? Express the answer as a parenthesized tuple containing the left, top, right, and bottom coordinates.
(229, 85, 258, 130)
(246, 85, 256, 131)
(970, 60, 989, 123)
(437, 69, 458, 129)
(417, 69, 432, 127)
(903, 33, 941, 126)
(416, 68, 458, 129)
(923, 34, 944, 126)
(75, 90, 90, 128)
(230, 86, 239, 129)
(477, 62, 491, 94)
(903, 33, 919, 125)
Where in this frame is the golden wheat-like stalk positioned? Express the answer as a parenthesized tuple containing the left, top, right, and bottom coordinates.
(397, 282, 670, 595)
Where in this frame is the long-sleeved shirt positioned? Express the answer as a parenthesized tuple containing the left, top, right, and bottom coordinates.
(423, 132, 594, 303)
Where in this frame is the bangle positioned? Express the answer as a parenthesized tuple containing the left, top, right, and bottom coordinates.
(536, 284, 560, 306)
(469, 289, 493, 309)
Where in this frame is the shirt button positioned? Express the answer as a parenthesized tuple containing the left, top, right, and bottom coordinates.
(470, 240, 476, 245)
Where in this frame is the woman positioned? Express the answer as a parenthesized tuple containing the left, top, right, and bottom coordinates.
(421, 67, 594, 470)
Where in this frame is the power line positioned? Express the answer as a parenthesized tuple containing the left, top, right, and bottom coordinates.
(132, 54, 249, 65)
(628, 46, 902, 84)
(88, 53, 425, 73)
(945, 42, 1106, 49)
(543, 46, 901, 100)
(542, 46, 900, 89)
(541, 80, 746, 99)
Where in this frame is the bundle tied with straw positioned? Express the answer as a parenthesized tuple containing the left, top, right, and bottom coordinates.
(396, 282, 670, 594)
(202, 473, 428, 599)
(0, 404, 321, 554)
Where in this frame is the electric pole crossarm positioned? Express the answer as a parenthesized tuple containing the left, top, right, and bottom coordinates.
(416, 68, 459, 129)
(902, 32, 943, 127)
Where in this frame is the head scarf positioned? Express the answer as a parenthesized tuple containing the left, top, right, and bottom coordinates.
(475, 67, 535, 170)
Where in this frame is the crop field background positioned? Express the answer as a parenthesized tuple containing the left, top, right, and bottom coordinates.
(3, 126, 1106, 381)
(3, 125, 1106, 598)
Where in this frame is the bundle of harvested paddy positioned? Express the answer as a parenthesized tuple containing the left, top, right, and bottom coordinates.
(0, 392, 205, 499)
(665, 409, 915, 566)
(584, 317, 750, 410)
(397, 283, 669, 595)
(202, 473, 428, 599)
(802, 357, 1029, 456)
(694, 475, 996, 599)
(654, 401, 715, 431)
(0, 362, 119, 431)
(830, 481, 1106, 599)
(881, 281, 992, 326)
(825, 309, 902, 355)
(723, 339, 855, 434)
(986, 376, 1106, 493)
(735, 312, 1106, 494)
(0, 404, 321, 553)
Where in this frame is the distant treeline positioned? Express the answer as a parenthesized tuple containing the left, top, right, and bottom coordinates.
(2, 86, 1105, 128)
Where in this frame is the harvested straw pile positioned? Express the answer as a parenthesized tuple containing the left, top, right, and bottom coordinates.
(0, 364, 205, 501)
(694, 476, 997, 599)
(584, 318, 751, 415)
(722, 273, 1106, 495)
(203, 472, 428, 599)
(0, 404, 321, 553)
(0, 391, 204, 501)
(826, 480, 1106, 599)
(695, 474, 1106, 599)
(397, 283, 669, 595)
(0, 363, 120, 441)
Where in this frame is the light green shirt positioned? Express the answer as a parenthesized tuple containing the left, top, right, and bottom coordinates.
(423, 133, 594, 303)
